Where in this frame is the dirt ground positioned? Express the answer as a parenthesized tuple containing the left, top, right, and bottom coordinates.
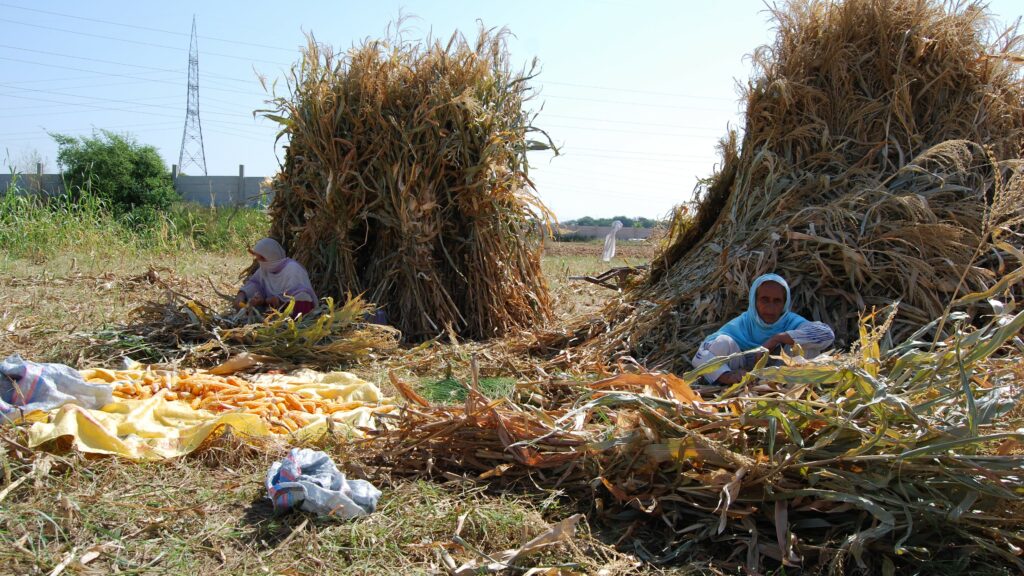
(542, 238, 657, 261)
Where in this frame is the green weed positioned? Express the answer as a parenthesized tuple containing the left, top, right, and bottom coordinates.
(418, 376, 517, 404)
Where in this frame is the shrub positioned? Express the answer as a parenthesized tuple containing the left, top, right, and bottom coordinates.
(52, 130, 177, 216)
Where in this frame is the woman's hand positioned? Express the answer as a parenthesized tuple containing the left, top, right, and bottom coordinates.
(716, 370, 747, 385)
(761, 332, 794, 353)
(234, 291, 248, 308)
(250, 294, 265, 307)
(266, 296, 281, 308)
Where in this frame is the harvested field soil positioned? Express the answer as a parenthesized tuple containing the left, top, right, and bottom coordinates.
(542, 240, 658, 261)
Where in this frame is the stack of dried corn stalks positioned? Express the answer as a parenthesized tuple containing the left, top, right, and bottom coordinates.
(260, 25, 554, 341)
(371, 303, 1024, 573)
(545, 0, 1024, 372)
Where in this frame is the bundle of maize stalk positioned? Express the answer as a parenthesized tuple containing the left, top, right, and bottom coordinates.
(371, 304, 1024, 574)
(259, 25, 555, 341)
(103, 293, 398, 367)
(83, 367, 389, 434)
(545, 0, 1024, 372)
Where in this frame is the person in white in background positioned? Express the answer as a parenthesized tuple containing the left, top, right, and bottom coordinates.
(602, 220, 623, 262)
(692, 273, 834, 385)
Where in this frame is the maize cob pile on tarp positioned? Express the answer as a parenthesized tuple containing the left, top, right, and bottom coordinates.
(537, 0, 1024, 372)
(260, 25, 555, 341)
(369, 302, 1024, 574)
(24, 367, 392, 460)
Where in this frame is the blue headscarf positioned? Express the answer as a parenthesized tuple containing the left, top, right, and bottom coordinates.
(707, 273, 808, 351)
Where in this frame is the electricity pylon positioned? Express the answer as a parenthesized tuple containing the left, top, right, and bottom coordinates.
(178, 15, 207, 176)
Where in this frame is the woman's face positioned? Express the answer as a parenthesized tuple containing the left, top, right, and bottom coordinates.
(247, 247, 267, 263)
(755, 281, 786, 324)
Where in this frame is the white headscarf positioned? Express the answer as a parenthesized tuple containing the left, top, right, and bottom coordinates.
(252, 237, 287, 267)
(243, 238, 317, 302)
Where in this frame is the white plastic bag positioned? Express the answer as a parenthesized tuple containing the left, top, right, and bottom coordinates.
(1, 354, 113, 420)
(265, 448, 381, 518)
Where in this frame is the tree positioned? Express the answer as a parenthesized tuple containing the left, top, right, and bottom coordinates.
(5, 147, 47, 174)
(52, 130, 176, 214)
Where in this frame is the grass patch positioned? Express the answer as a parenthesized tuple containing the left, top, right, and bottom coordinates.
(418, 376, 517, 404)
(0, 180, 268, 263)
(0, 433, 637, 575)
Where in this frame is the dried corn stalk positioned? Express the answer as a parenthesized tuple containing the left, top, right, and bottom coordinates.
(370, 303, 1024, 573)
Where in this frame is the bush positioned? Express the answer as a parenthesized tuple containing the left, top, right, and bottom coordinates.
(52, 130, 177, 216)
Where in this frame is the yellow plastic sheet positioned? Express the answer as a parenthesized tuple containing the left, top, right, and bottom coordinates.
(27, 370, 392, 460)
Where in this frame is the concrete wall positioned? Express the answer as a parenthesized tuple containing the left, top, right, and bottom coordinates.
(175, 175, 273, 207)
(0, 173, 64, 197)
(1, 168, 273, 207)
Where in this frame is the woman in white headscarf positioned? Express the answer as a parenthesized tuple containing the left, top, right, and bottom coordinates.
(692, 273, 834, 385)
(234, 238, 317, 316)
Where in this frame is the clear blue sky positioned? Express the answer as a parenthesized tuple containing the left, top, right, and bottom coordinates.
(1, 1, 1021, 220)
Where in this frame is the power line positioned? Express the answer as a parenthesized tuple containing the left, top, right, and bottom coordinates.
(558, 146, 721, 160)
(202, 126, 279, 144)
(535, 180, 687, 202)
(0, 120, 182, 138)
(0, 90, 277, 134)
(543, 122, 728, 139)
(536, 166, 690, 187)
(0, 2, 298, 53)
(542, 113, 732, 132)
(0, 83, 270, 124)
(0, 17, 294, 66)
(0, 124, 185, 146)
(0, 44, 259, 85)
(538, 174, 694, 195)
(0, 116, 276, 145)
(535, 162, 695, 180)
(2, 70, 176, 86)
(0, 91, 179, 112)
(543, 93, 740, 113)
(0, 56, 264, 97)
(534, 164, 689, 186)
(562, 152, 712, 165)
(541, 80, 738, 102)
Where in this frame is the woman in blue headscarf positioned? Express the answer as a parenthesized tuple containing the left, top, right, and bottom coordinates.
(692, 274, 834, 385)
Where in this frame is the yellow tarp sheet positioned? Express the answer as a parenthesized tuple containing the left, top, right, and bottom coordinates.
(26, 370, 391, 460)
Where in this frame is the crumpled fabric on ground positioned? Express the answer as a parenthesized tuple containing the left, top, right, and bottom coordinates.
(26, 397, 269, 459)
(1, 354, 113, 420)
(266, 448, 381, 518)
